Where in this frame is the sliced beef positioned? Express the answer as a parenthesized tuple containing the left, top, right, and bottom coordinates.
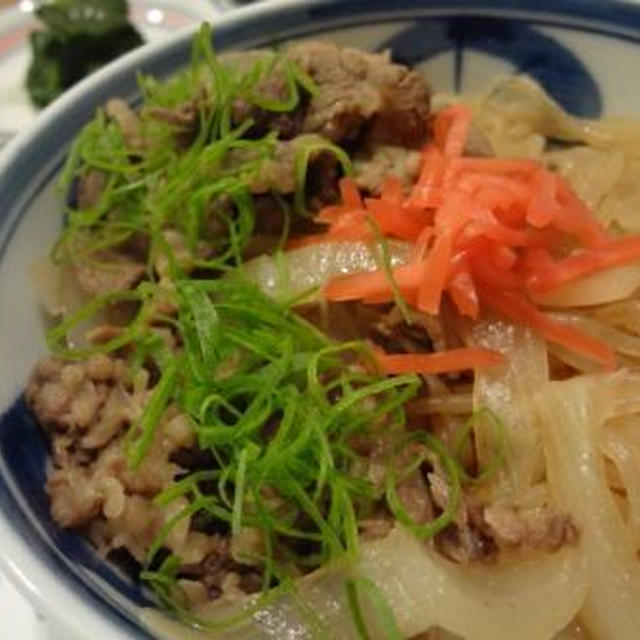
(482, 501, 579, 552)
(433, 483, 579, 563)
(394, 443, 435, 525)
(77, 170, 107, 209)
(225, 136, 340, 209)
(434, 500, 498, 564)
(146, 102, 199, 129)
(232, 100, 306, 140)
(306, 148, 341, 210)
(179, 536, 263, 600)
(353, 144, 421, 195)
(244, 140, 298, 195)
(231, 85, 306, 141)
(145, 100, 200, 148)
(73, 249, 146, 296)
(358, 516, 394, 541)
(29, 353, 199, 554)
(27, 355, 126, 438)
(105, 98, 144, 150)
(372, 306, 447, 354)
(285, 41, 431, 147)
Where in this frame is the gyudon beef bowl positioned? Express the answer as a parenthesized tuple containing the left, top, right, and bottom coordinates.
(3, 1, 640, 638)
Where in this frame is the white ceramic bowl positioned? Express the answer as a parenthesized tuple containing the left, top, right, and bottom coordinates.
(2, 0, 640, 636)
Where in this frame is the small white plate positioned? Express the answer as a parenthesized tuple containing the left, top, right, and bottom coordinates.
(0, 0, 225, 139)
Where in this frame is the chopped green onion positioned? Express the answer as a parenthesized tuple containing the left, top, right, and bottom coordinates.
(385, 431, 462, 539)
(454, 406, 506, 484)
(126, 360, 178, 470)
(345, 577, 404, 640)
(294, 135, 353, 216)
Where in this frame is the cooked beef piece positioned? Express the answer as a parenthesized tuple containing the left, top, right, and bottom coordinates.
(146, 101, 198, 129)
(231, 97, 307, 141)
(249, 194, 306, 236)
(246, 140, 299, 195)
(233, 100, 304, 140)
(300, 303, 450, 362)
(433, 478, 579, 563)
(77, 170, 107, 209)
(27, 353, 193, 464)
(353, 144, 421, 195)
(27, 355, 127, 439)
(373, 306, 447, 354)
(72, 249, 146, 296)
(179, 536, 263, 599)
(29, 355, 201, 555)
(230, 57, 308, 140)
(224, 136, 340, 211)
(482, 501, 579, 552)
(161, 41, 431, 153)
(435, 504, 499, 564)
(146, 101, 199, 128)
(394, 443, 435, 525)
(358, 516, 394, 541)
(145, 100, 200, 148)
(105, 98, 144, 150)
(306, 149, 341, 210)
(285, 41, 431, 147)
(351, 408, 579, 564)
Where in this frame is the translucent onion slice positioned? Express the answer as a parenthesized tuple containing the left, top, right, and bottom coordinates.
(593, 298, 640, 336)
(535, 374, 640, 640)
(355, 527, 586, 640)
(599, 156, 640, 232)
(472, 318, 548, 497)
(243, 241, 409, 302)
(143, 526, 587, 640)
(544, 146, 624, 212)
(600, 417, 640, 545)
(532, 265, 640, 309)
(548, 311, 640, 358)
(30, 256, 87, 317)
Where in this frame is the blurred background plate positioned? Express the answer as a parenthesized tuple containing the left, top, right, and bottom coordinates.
(0, 0, 228, 144)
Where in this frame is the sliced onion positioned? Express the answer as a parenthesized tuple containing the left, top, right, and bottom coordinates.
(549, 311, 640, 359)
(535, 374, 640, 640)
(593, 298, 640, 335)
(599, 156, 640, 232)
(407, 393, 473, 415)
(600, 417, 640, 545)
(532, 265, 640, 309)
(472, 318, 549, 498)
(356, 527, 586, 640)
(243, 241, 409, 302)
(548, 344, 603, 375)
(544, 146, 624, 212)
(552, 620, 591, 640)
(30, 256, 86, 317)
(143, 526, 587, 640)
